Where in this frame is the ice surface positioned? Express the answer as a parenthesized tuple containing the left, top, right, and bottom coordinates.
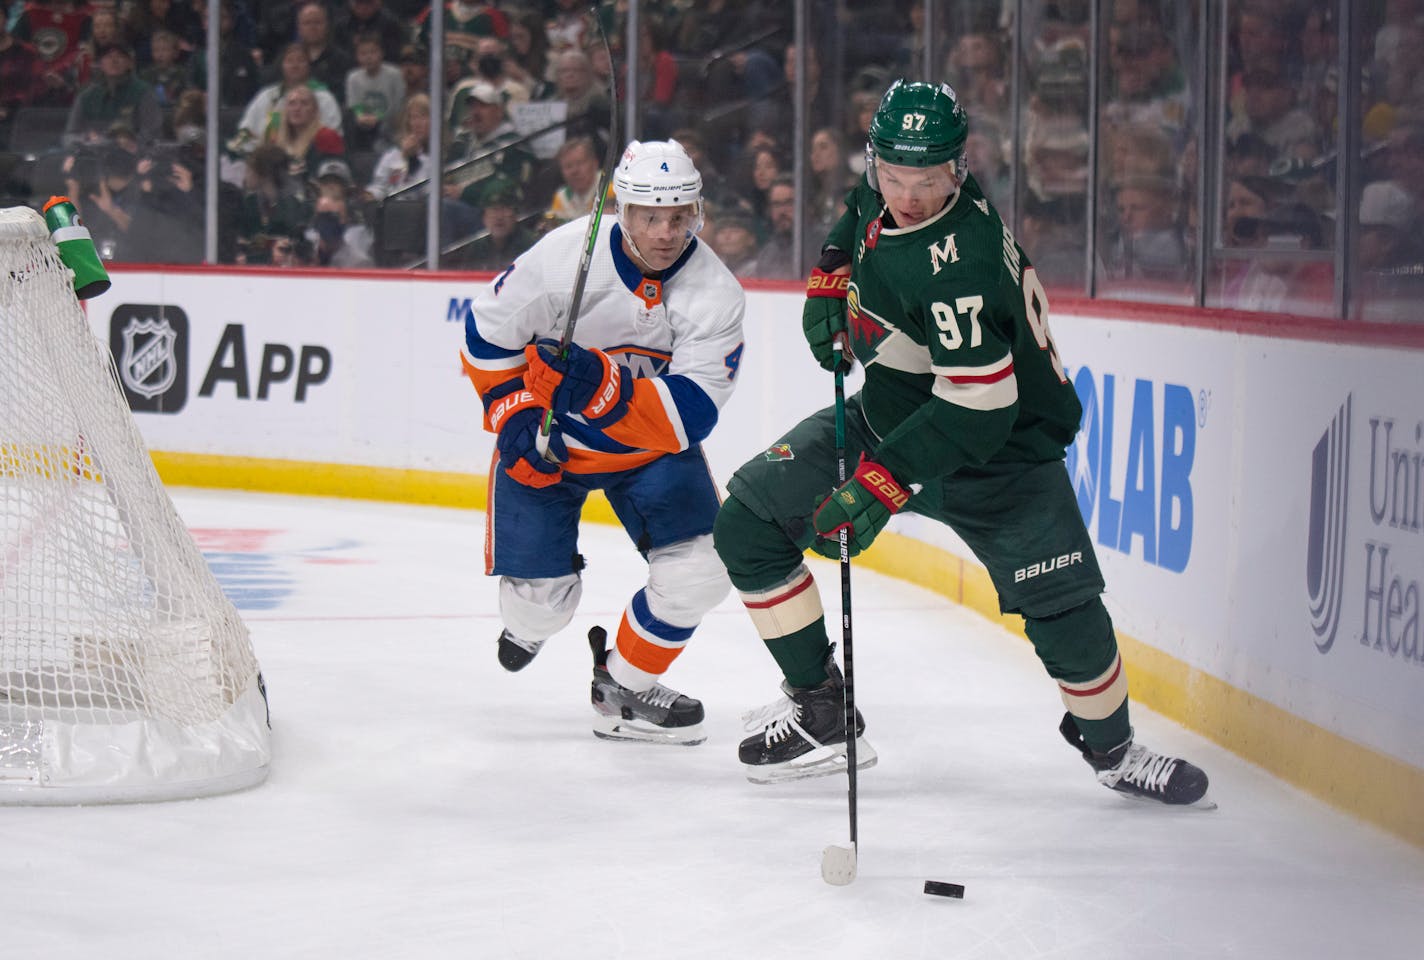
(3, 490, 1420, 959)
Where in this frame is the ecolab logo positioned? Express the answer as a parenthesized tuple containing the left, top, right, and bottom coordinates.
(1063, 367, 1198, 572)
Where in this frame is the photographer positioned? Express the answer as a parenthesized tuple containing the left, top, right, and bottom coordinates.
(126, 142, 205, 264)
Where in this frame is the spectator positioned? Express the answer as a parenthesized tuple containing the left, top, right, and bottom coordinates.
(946, 30, 1010, 127)
(122, 0, 201, 66)
(264, 84, 345, 185)
(1227, 66, 1319, 165)
(418, 0, 509, 74)
(12, 0, 91, 95)
(448, 34, 530, 134)
(505, 6, 551, 99)
(294, 1, 353, 106)
(710, 213, 759, 276)
(170, 87, 206, 148)
(188, 0, 261, 111)
(253, 1, 299, 68)
(844, 90, 881, 175)
(234, 142, 311, 264)
(305, 157, 374, 267)
(963, 114, 1011, 211)
(397, 43, 430, 99)
(749, 175, 797, 278)
(71, 5, 125, 91)
(140, 29, 191, 121)
(1103, 173, 1189, 283)
(1102, 19, 1190, 142)
(447, 80, 536, 211)
(545, 135, 604, 224)
(740, 144, 784, 230)
(1356, 178, 1424, 317)
(545, 0, 590, 57)
(0, 17, 48, 144)
(344, 31, 405, 151)
(808, 126, 854, 239)
(233, 43, 343, 152)
(631, 16, 680, 138)
(65, 42, 162, 147)
(546, 48, 611, 144)
(367, 92, 431, 201)
(333, 0, 406, 64)
(451, 176, 534, 270)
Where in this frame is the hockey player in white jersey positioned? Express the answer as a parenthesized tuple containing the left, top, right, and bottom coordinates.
(461, 140, 746, 745)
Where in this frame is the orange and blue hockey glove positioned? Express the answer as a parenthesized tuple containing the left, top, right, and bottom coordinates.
(524, 338, 633, 427)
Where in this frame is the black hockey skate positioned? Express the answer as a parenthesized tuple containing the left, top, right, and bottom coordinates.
(588, 627, 705, 745)
(1060, 713, 1214, 808)
(739, 652, 878, 784)
(497, 629, 545, 672)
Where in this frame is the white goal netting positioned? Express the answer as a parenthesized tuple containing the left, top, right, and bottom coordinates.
(0, 206, 270, 803)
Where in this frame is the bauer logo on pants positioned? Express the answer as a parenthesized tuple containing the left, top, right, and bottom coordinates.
(110, 304, 189, 414)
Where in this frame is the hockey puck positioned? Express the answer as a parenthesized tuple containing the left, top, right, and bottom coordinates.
(923, 880, 965, 899)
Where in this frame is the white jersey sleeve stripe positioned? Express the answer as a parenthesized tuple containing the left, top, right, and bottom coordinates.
(932, 365, 1019, 411)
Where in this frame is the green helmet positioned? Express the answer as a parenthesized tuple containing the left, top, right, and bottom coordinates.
(867, 79, 969, 168)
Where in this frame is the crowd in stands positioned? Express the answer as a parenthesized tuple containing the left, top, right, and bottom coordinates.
(0, 1, 1419, 320)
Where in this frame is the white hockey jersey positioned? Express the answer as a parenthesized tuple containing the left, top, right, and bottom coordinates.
(461, 215, 746, 474)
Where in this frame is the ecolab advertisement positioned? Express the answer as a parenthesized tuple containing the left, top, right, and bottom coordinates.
(94, 271, 1421, 771)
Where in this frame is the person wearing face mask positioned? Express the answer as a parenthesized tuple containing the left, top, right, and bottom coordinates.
(460, 140, 745, 746)
(448, 34, 529, 136)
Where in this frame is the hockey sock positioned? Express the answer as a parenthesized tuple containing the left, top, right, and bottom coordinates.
(607, 587, 694, 692)
(714, 498, 834, 689)
(1025, 599, 1133, 752)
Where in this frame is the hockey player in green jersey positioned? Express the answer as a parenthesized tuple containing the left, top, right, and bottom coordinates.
(712, 79, 1211, 806)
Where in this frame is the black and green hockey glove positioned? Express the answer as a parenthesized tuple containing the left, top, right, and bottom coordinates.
(810, 456, 910, 558)
(801, 266, 853, 373)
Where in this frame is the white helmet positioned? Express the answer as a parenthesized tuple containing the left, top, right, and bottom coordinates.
(613, 139, 704, 264)
(612, 139, 702, 208)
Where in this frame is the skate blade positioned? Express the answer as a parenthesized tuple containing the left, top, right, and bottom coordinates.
(1114, 788, 1218, 811)
(592, 715, 706, 746)
(745, 738, 878, 784)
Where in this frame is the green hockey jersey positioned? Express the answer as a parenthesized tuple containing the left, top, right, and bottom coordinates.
(824, 174, 1083, 487)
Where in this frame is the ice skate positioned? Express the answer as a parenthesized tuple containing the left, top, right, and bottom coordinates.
(497, 629, 545, 672)
(739, 653, 878, 784)
(1060, 713, 1214, 808)
(588, 627, 705, 745)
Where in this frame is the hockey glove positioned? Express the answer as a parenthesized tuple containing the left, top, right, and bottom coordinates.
(802, 267, 853, 373)
(811, 456, 910, 558)
(524, 338, 633, 427)
(485, 378, 567, 488)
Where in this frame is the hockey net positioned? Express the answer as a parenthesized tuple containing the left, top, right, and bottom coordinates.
(0, 206, 270, 803)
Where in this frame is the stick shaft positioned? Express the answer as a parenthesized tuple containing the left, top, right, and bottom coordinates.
(833, 351, 857, 851)
(537, 4, 618, 452)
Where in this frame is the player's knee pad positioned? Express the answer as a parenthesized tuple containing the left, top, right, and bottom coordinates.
(1024, 599, 1126, 722)
(712, 494, 804, 592)
(645, 534, 729, 627)
(499, 573, 582, 642)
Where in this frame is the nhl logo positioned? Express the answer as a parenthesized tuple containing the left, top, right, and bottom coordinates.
(642, 281, 659, 301)
(121, 316, 178, 399)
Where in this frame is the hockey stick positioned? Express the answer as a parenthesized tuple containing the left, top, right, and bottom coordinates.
(821, 341, 859, 886)
(535, 3, 618, 460)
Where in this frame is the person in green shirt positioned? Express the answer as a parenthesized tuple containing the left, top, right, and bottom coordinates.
(714, 80, 1211, 807)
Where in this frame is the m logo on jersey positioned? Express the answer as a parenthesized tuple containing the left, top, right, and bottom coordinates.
(846, 282, 890, 360)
